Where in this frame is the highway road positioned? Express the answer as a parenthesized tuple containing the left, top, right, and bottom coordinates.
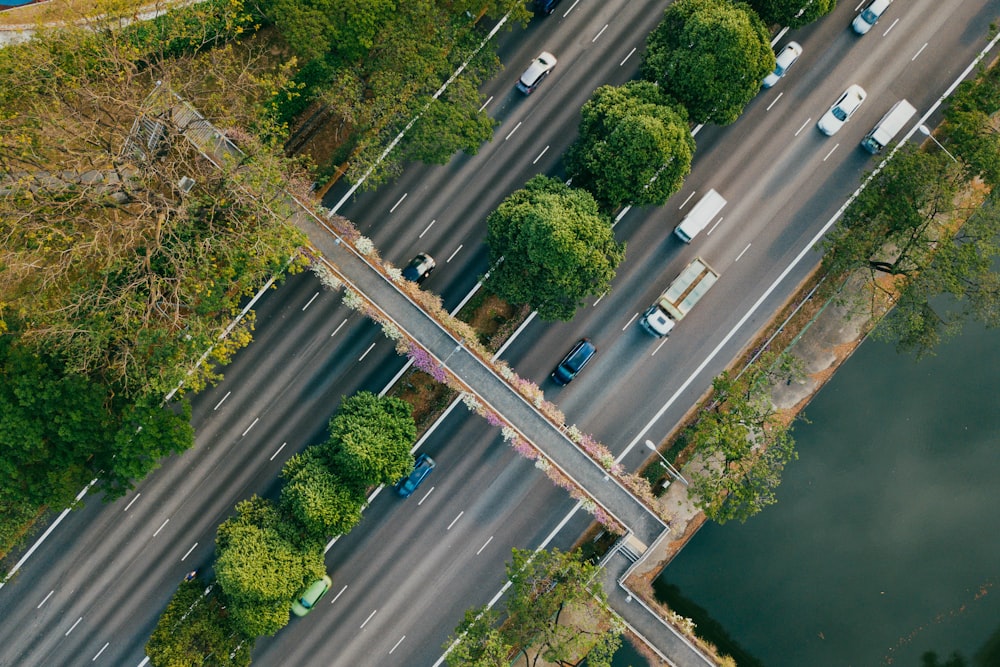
(0, 0, 997, 665)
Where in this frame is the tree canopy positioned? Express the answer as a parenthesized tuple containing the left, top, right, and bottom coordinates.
(565, 82, 695, 210)
(686, 359, 798, 524)
(823, 145, 963, 280)
(280, 449, 366, 537)
(942, 68, 1000, 187)
(322, 391, 417, 492)
(215, 497, 327, 637)
(747, 0, 837, 28)
(446, 548, 620, 667)
(146, 579, 253, 667)
(485, 176, 625, 321)
(641, 0, 775, 125)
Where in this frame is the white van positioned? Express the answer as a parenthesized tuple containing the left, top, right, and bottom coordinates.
(860, 99, 916, 154)
(674, 189, 726, 243)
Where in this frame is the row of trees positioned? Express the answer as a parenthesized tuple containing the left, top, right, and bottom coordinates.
(481, 0, 843, 321)
(445, 548, 621, 667)
(0, 0, 309, 554)
(146, 392, 417, 664)
(262, 0, 533, 187)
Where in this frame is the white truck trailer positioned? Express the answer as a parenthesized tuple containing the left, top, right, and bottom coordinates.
(639, 257, 719, 338)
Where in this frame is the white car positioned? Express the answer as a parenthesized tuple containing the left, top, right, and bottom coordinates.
(762, 41, 803, 89)
(852, 0, 893, 35)
(516, 52, 557, 94)
(817, 84, 867, 136)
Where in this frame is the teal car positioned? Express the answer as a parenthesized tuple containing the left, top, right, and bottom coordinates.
(291, 575, 333, 617)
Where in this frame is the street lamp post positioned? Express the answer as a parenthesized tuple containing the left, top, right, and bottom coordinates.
(644, 440, 689, 486)
(917, 124, 959, 163)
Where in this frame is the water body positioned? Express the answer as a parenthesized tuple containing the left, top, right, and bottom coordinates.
(657, 321, 1000, 666)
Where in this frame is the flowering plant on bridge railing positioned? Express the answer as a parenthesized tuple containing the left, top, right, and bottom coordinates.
(406, 342, 453, 386)
(310, 261, 343, 291)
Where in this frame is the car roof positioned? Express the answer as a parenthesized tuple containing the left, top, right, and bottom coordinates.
(522, 52, 556, 83)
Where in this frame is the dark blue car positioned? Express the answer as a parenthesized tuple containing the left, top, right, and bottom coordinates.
(551, 338, 596, 386)
(533, 0, 563, 15)
(396, 453, 436, 498)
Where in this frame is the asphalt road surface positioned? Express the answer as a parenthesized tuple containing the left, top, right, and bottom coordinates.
(1, 1, 998, 665)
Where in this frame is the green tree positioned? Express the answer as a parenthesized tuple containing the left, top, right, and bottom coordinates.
(641, 0, 775, 125)
(146, 580, 253, 667)
(943, 73, 1000, 187)
(687, 360, 798, 524)
(446, 548, 621, 667)
(565, 82, 695, 210)
(747, 0, 837, 28)
(921, 651, 968, 667)
(215, 497, 326, 637)
(401, 76, 497, 165)
(0, 339, 194, 511)
(263, 0, 396, 63)
(322, 392, 417, 492)
(485, 175, 626, 321)
(444, 608, 513, 667)
(823, 145, 963, 280)
(873, 193, 1000, 358)
(280, 450, 365, 538)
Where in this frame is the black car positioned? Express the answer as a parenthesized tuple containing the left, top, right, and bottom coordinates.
(401, 253, 436, 284)
(533, 0, 563, 15)
(551, 338, 596, 386)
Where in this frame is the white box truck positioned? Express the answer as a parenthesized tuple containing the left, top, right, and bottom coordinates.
(640, 257, 720, 338)
(860, 99, 916, 154)
(674, 189, 726, 243)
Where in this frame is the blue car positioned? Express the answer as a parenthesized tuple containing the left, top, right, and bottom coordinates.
(551, 338, 596, 386)
(396, 454, 436, 498)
